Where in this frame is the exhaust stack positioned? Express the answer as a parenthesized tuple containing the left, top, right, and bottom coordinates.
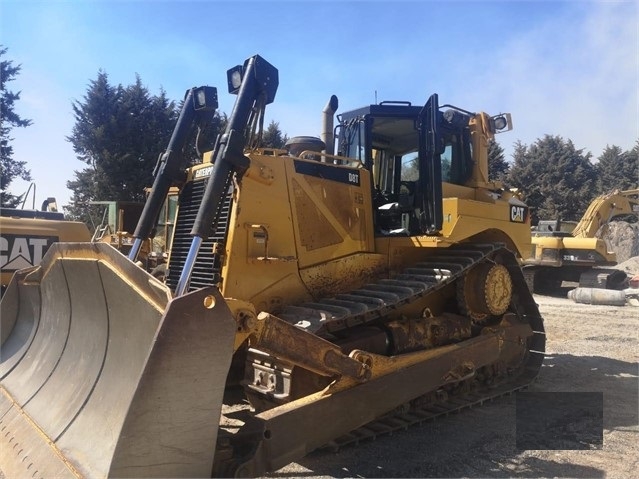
(321, 95, 339, 157)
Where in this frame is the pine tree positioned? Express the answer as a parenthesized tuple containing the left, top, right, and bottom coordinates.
(596, 142, 639, 193)
(507, 135, 597, 222)
(260, 120, 288, 149)
(487, 139, 509, 183)
(66, 72, 178, 222)
(0, 46, 33, 207)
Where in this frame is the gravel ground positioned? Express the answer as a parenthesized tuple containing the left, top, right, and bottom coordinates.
(2, 280, 636, 479)
(270, 290, 639, 479)
(2, 295, 636, 479)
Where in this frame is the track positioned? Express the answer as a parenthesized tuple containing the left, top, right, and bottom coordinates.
(216, 243, 545, 476)
(311, 242, 546, 450)
(281, 244, 545, 450)
(278, 243, 543, 336)
(323, 352, 541, 452)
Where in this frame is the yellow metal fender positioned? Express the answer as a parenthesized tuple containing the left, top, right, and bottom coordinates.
(0, 242, 236, 478)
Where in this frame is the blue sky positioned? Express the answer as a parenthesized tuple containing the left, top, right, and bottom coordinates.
(2, 0, 637, 210)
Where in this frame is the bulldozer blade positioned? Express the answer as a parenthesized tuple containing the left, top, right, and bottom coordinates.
(0, 242, 236, 478)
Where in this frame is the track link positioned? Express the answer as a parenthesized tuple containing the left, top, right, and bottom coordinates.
(279, 243, 504, 335)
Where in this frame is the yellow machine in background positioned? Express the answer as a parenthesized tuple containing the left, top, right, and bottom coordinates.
(0, 197, 91, 294)
(0, 55, 545, 477)
(524, 188, 638, 292)
(90, 188, 178, 277)
(572, 188, 638, 238)
(90, 199, 146, 254)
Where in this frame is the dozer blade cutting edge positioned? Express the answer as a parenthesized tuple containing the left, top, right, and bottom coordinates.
(0, 242, 237, 478)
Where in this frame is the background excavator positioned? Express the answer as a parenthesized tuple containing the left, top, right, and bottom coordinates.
(0, 55, 545, 478)
(524, 188, 639, 293)
(0, 192, 91, 295)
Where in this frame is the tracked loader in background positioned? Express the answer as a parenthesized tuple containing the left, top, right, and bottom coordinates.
(0, 55, 545, 478)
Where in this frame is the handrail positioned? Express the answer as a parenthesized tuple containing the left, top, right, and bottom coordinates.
(19, 182, 36, 210)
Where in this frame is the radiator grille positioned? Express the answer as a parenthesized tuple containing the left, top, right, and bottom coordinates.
(166, 179, 233, 292)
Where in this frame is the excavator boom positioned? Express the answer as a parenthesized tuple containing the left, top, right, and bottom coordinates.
(571, 188, 639, 238)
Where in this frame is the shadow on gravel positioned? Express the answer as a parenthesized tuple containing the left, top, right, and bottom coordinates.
(269, 456, 605, 478)
(270, 430, 607, 478)
(537, 354, 638, 430)
(268, 353, 636, 478)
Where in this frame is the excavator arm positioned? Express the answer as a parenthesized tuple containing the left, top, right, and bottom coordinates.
(571, 188, 639, 238)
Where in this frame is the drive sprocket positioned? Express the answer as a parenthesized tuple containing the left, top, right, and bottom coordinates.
(457, 261, 513, 323)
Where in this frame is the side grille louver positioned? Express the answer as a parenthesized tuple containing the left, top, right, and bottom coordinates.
(166, 179, 233, 292)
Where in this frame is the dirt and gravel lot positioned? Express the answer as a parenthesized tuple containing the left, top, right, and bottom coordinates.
(271, 288, 638, 479)
(3, 288, 634, 479)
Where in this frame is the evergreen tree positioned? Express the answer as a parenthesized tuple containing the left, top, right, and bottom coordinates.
(487, 139, 509, 183)
(66, 72, 178, 222)
(595, 142, 639, 193)
(260, 120, 288, 149)
(627, 141, 639, 186)
(506, 135, 596, 222)
(507, 140, 541, 202)
(0, 46, 33, 207)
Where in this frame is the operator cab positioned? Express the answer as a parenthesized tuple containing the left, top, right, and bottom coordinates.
(336, 94, 475, 236)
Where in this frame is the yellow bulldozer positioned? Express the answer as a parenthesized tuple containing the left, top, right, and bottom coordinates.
(524, 188, 639, 292)
(0, 55, 545, 478)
